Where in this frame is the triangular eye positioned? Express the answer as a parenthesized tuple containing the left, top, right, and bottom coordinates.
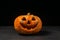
(22, 17, 26, 21)
(32, 17, 35, 20)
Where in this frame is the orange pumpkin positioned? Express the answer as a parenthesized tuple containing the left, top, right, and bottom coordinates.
(14, 13, 42, 34)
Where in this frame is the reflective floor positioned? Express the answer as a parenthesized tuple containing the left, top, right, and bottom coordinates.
(0, 26, 60, 40)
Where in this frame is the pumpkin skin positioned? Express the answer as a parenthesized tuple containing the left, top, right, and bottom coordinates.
(14, 13, 42, 34)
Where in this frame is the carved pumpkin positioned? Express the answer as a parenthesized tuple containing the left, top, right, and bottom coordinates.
(14, 13, 42, 34)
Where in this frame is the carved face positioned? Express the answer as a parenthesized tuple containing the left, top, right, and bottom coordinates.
(14, 13, 42, 34)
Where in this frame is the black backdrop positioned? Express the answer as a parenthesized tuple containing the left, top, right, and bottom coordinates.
(0, 0, 60, 26)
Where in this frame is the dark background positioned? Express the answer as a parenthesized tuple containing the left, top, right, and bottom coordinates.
(0, 0, 60, 26)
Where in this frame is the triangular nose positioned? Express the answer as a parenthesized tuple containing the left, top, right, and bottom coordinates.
(27, 21, 30, 24)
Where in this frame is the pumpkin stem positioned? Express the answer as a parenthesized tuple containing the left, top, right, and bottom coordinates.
(27, 13, 30, 15)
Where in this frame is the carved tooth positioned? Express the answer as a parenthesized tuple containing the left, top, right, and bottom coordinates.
(24, 28, 27, 30)
(31, 28, 33, 30)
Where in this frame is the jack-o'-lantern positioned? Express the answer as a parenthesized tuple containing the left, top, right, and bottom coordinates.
(14, 13, 42, 34)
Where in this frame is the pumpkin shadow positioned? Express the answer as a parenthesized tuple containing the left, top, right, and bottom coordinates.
(18, 30, 51, 36)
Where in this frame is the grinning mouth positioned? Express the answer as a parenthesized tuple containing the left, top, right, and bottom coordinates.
(20, 23, 38, 30)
